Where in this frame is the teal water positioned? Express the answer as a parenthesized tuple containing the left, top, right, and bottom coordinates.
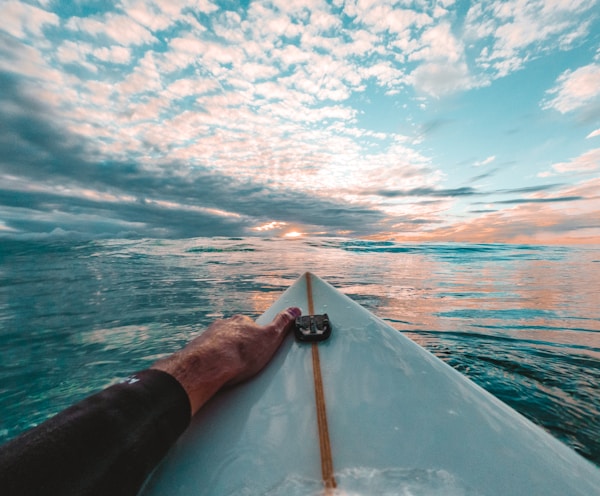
(0, 238, 599, 465)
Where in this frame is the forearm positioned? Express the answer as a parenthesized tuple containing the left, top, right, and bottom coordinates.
(0, 369, 190, 496)
(150, 309, 300, 416)
(151, 339, 233, 417)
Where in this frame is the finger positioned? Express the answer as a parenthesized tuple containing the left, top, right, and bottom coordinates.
(266, 307, 301, 333)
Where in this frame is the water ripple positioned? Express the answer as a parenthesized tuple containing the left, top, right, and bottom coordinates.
(1, 237, 598, 465)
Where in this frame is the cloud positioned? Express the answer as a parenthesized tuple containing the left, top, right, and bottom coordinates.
(406, 21, 478, 96)
(469, 168, 499, 183)
(587, 129, 600, 139)
(409, 22, 463, 64)
(344, 1, 432, 34)
(66, 14, 157, 47)
(121, 0, 219, 33)
(496, 185, 564, 194)
(364, 183, 563, 200)
(386, 180, 600, 244)
(466, 0, 596, 79)
(418, 118, 454, 136)
(368, 186, 478, 199)
(56, 40, 92, 66)
(1, 0, 598, 243)
(474, 156, 496, 167)
(539, 148, 600, 176)
(443, 207, 599, 244)
(409, 61, 474, 97)
(93, 46, 132, 65)
(0, 1, 59, 39)
(491, 196, 583, 204)
(397, 176, 600, 244)
(0, 31, 65, 85)
(0, 69, 390, 239)
(542, 63, 600, 113)
(552, 148, 600, 174)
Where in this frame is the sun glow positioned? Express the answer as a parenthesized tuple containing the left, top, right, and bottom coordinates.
(284, 231, 303, 238)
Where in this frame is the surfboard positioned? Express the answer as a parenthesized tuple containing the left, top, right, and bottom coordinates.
(139, 272, 600, 495)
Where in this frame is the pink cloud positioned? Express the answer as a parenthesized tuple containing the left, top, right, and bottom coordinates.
(408, 22, 463, 64)
(466, 0, 595, 79)
(540, 148, 600, 177)
(0, 1, 59, 39)
(387, 178, 600, 244)
(542, 63, 600, 113)
(553, 148, 600, 174)
(390, 207, 600, 244)
(166, 78, 219, 98)
(66, 14, 156, 46)
(92, 46, 132, 65)
(118, 52, 162, 96)
(122, 0, 219, 33)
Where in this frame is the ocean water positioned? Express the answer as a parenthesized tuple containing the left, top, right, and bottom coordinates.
(0, 237, 598, 466)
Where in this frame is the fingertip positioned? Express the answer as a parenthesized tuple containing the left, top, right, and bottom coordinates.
(286, 307, 302, 318)
(269, 307, 301, 331)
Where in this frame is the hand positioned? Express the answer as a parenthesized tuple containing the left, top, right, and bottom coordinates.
(151, 307, 301, 416)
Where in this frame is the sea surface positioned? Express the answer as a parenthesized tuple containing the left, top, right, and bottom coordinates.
(0, 237, 599, 466)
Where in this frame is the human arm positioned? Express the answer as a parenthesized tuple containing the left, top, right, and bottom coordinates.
(0, 307, 301, 496)
(151, 307, 301, 416)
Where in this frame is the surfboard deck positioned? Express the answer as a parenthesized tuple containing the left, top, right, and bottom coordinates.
(139, 273, 600, 495)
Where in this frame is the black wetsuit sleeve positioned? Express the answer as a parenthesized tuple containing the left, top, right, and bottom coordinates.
(0, 369, 191, 496)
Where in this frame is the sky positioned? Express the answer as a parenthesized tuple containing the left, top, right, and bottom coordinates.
(0, 0, 599, 243)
